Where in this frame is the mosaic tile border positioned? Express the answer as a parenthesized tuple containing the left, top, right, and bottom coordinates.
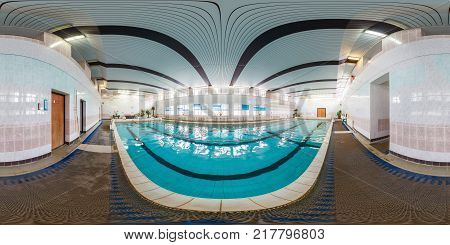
(0, 152, 51, 166)
(389, 150, 450, 166)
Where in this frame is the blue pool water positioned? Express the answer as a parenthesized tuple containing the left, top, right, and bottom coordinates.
(116, 119, 329, 199)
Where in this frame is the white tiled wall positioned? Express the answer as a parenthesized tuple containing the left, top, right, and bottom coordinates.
(342, 83, 371, 138)
(389, 53, 450, 162)
(342, 34, 450, 162)
(0, 36, 101, 162)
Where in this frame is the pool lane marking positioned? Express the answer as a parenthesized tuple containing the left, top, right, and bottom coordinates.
(127, 128, 308, 180)
(138, 121, 307, 147)
(266, 131, 321, 149)
(125, 122, 325, 181)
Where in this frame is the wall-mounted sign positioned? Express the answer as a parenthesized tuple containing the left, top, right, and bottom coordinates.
(43, 99, 48, 111)
(254, 105, 266, 111)
(241, 104, 249, 110)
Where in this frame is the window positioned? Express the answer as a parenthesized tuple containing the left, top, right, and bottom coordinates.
(212, 104, 229, 116)
(254, 89, 266, 97)
(212, 88, 229, 95)
(232, 88, 249, 95)
(164, 91, 175, 99)
(234, 104, 249, 116)
(193, 88, 209, 96)
(193, 104, 208, 116)
(165, 106, 174, 115)
(177, 104, 189, 115)
(254, 105, 267, 116)
(177, 90, 188, 97)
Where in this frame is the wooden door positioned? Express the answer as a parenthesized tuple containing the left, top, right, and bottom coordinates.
(317, 108, 326, 118)
(51, 93, 65, 149)
(80, 100, 86, 133)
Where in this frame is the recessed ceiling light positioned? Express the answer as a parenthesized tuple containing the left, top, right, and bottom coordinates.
(364, 30, 387, 38)
(64, 35, 86, 42)
(346, 56, 360, 63)
(47, 24, 73, 33)
(347, 56, 360, 61)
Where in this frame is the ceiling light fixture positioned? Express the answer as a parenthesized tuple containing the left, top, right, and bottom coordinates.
(64, 35, 86, 42)
(346, 56, 360, 63)
(47, 24, 73, 33)
(364, 30, 387, 38)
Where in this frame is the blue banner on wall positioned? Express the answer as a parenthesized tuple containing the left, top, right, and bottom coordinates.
(254, 105, 266, 111)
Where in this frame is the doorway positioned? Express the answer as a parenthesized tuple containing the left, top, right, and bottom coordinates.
(317, 108, 326, 118)
(51, 92, 65, 149)
(80, 99, 86, 134)
(370, 74, 390, 141)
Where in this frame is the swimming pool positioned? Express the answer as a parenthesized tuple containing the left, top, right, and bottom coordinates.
(116, 119, 330, 199)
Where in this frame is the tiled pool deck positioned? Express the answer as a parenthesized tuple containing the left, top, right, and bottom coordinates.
(0, 120, 448, 224)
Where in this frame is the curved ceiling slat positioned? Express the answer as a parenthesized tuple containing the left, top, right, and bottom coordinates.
(54, 25, 212, 86)
(18, 6, 218, 61)
(1, 0, 448, 95)
(89, 61, 185, 87)
(228, 19, 402, 86)
(75, 35, 205, 88)
(239, 29, 363, 88)
(255, 60, 344, 87)
(266, 66, 341, 91)
(271, 79, 338, 92)
(223, 2, 441, 69)
(107, 80, 168, 91)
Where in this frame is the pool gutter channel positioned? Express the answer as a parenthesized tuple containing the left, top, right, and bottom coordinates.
(111, 118, 334, 212)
